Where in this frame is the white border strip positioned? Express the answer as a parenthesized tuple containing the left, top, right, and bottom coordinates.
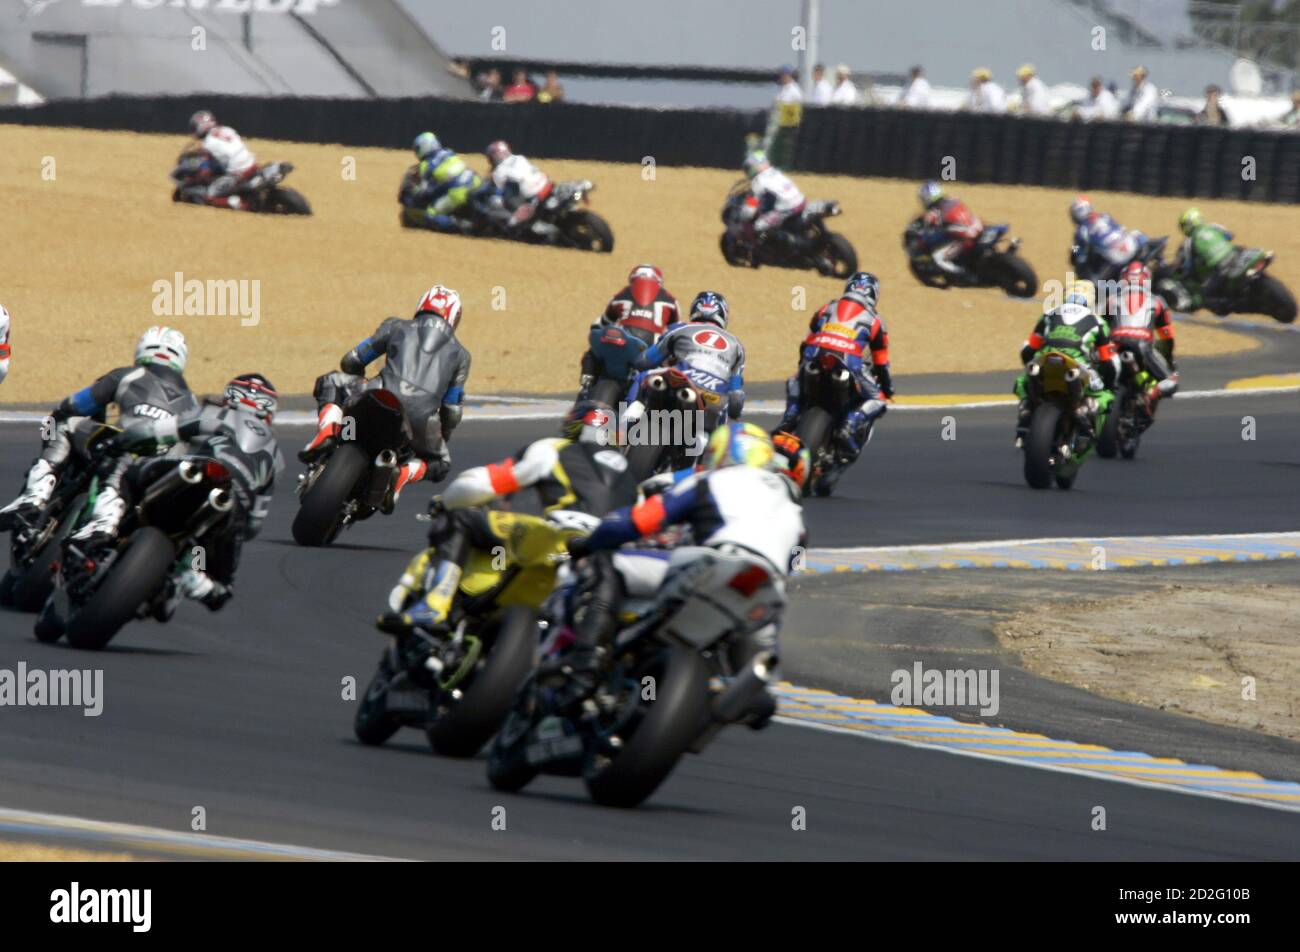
(811, 529, 1300, 557)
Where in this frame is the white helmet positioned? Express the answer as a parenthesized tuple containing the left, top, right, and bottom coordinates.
(414, 285, 463, 331)
(1069, 195, 1093, 224)
(135, 326, 188, 373)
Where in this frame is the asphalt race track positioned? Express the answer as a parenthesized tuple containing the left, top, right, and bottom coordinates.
(1, 370, 1298, 859)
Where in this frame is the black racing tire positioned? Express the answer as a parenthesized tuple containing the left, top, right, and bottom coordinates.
(625, 439, 666, 484)
(486, 688, 542, 794)
(1096, 385, 1125, 459)
(0, 568, 15, 608)
(794, 406, 834, 494)
(354, 649, 402, 747)
(1023, 403, 1062, 490)
(820, 233, 858, 279)
(33, 598, 64, 643)
(589, 377, 624, 408)
(292, 444, 369, 547)
(8, 532, 64, 613)
(583, 647, 710, 808)
(1250, 274, 1297, 324)
(563, 210, 614, 253)
(66, 527, 174, 651)
(992, 252, 1038, 298)
(268, 187, 312, 216)
(426, 606, 539, 758)
(1054, 471, 1076, 490)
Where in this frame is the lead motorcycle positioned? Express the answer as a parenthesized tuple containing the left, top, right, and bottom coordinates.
(487, 548, 783, 808)
(170, 151, 311, 215)
(1, 424, 116, 613)
(1156, 247, 1296, 324)
(292, 388, 413, 547)
(904, 218, 1038, 297)
(1020, 351, 1101, 490)
(399, 168, 614, 252)
(35, 450, 240, 650)
(720, 181, 857, 278)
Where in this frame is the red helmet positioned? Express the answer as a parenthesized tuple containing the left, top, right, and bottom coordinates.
(414, 285, 463, 331)
(1122, 260, 1151, 287)
(485, 140, 512, 166)
(189, 110, 217, 138)
(628, 264, 664, 307)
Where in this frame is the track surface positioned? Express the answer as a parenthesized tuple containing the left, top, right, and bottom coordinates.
(1, 384, 1298, 859)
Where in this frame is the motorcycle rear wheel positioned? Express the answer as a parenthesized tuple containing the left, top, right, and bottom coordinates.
(794, 407, 834, 495)
(1023, 403, 1062, 490)
(583, 647, 710, 808)
(989, 252, 1038, 298)
(292, 444, 370, 547)
(1249, 274, 1297, 324)
(66, 527, 174, 651)
(1096, 385, 1125, 459)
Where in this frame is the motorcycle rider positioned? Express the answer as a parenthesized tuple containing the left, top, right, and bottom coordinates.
(915, 180, 985, 275)
(1106, 260, 1179, 416)
(377, 400, 642, 633)
(404, 132, 487, 233)
(299, 285, 470, 507)
(628, 291, 746, 432)
(777, 271, 894, 486)
(0, 303, 10, 385)
(1069, 195, 1149, 283)
(183, 110, 258, 209)
(1175, 208, 1236, 312)
(0, 326, 198, 531)
(577, 264, 682, 396)
(1013, 280, 1118, 447)
(733, 150, 807, 257)
(553, 422, 809, 724)
(484, 140, 552, 233)
(73, 374, 285, 610)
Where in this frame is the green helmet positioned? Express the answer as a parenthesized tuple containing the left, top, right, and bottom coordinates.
(1179, 208, 1203, 236)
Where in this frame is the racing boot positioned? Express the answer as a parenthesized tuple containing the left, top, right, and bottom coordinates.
(298, 403, 343, 462)
(178, 568, 232, 612)
(0, 459, 58, 530)
(776, 376, 801, 434)
(376, 558, 461, 635)
(70, 486, 126, 545)
(383, 459, 428, 514)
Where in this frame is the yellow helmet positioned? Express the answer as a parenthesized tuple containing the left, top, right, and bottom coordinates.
(704, 422, 777, 472)
(1064, 279, 1096, 310)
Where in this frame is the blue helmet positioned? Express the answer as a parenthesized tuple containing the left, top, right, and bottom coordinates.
(413, 132, 441, 161)
(844, 271, 880, 308)
(918, 180, 945, 208)
(689, 291, 729, 329)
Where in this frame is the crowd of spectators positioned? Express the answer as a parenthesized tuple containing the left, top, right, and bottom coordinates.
(448, 60, 566, 104)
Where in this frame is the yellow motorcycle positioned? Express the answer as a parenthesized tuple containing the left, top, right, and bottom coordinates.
(354, 509, 580, 757)
(1021, 351, 1101, 490)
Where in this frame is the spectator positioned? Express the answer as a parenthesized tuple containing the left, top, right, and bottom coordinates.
(776, 64, 804, 105)
(1123, 65, 1159, 122)
(447, 59, 471, 81)
(503, 68, 537, 103)
(1075, 76, 1120, 121)
(1277, 90, 1300, 129)
(898, 65, 931, 109)
(476, 67, 503, 101)
(967, 68, 1006, 113)
(1016, 64, 1051, 115)
(536, 69, 565, 104)
(830, 64, 859, 105)
(1197, 84, 1230, 127)
(811, 63, 834, 105)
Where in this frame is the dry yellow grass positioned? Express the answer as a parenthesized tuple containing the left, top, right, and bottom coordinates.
(0, 840, 135, 861)
(0, 124, 1276, 404)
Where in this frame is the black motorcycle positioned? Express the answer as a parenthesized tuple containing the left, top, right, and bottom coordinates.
(399, 168, 613, 252)
(487, 549, 783, 808)
(1, 424, 116, 613)
(785, 342, 872, 498)
(170, 151, 311, 215)
(36, 453, 239, 650)
(622, 366, 715, 483)
(904, 218, 1037, 297)
(292, 389, 412, 547)
(1097, 346, 1155, 461)
(720, 182, 857, 278)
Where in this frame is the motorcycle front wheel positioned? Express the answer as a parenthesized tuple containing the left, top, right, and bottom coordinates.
(266, 187, 312, 216)
(562, 210, 614, 252)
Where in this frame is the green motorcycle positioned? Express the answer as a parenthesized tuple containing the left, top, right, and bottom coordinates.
(1020, 351, 1104, 490)
(1157, 248, 1296, 324)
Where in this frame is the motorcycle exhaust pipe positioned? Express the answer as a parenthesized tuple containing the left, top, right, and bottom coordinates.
(1065, 367, 1082, 382)
(208, 487, 233, 512)
(361, 449, 399, 510)
(712, 650, 776, 724)
(648, 374, 668, 392)
(676, 387, 697, 405)
(139, 464, 193, 510)
(179, 460, 205, 484)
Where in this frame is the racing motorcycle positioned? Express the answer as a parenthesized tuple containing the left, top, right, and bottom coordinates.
(785, 334, 873, 498)
(487, 548, 783, 808)
(354, 511, 588, 757)
(399, 168, 614, 252)
(292, 388, 411, 546)
(1020, 351, 1099, 490)
(580, 324, 647, 409)
(170, 150, 312, 215)
(0, 425, 116, 614)
(1156, 247, 1296, 324)
(34, 451, 240, 650)
(623, 366, 716, 482)
(719, 182, 857, 278)
(1072, 236, 1169, 286)
(904, 218, 1038, 297)
(1096, 349, 1153, 461)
